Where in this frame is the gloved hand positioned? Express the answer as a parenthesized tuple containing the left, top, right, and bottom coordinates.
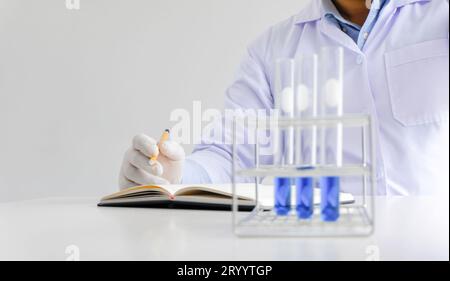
(119, 134, 185, 190)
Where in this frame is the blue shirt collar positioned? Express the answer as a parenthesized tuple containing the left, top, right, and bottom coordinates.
(321, 0, 389, 48)
(322, 0, 386, 27)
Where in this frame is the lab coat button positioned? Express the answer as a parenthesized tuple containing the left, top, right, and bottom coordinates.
(356, 55, 364, 65)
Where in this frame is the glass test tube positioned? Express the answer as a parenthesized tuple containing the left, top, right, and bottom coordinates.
(318, 47, 344, 222)
(273, 58, 295, 216)
(294, 55, 318, 219)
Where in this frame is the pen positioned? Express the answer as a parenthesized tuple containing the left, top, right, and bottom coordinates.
(150, 129, 170, 163)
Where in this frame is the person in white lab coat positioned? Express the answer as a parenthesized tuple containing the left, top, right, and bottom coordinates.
(119, 0, 449, 195)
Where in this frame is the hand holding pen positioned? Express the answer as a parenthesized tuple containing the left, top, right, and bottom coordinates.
(119, 129, 186, 190)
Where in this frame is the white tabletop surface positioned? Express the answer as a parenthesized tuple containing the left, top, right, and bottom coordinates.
(0, 196, 448, 261)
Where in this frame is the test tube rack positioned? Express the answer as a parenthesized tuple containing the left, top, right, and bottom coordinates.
(231, 114, 376, 237)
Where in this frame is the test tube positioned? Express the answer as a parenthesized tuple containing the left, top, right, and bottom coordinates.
(294, 55, 318, 219)
(273, 58, 295, 216)
(318, 47, 344, 222)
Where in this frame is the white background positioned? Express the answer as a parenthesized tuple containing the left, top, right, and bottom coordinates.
(0, 0, 309, 202)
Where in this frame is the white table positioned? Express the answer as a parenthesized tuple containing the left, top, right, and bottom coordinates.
(0, 196, 448, 261)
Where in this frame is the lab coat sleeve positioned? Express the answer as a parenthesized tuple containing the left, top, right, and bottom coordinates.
(181, 30, 274, 184)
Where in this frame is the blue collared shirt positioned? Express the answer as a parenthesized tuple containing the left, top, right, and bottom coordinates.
(323, 0, 387, 49)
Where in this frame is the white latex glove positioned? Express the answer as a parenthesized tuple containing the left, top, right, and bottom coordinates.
(119, 134, 185, 190)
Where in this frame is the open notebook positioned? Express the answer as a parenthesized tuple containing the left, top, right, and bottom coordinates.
(98, 184, 355, 211)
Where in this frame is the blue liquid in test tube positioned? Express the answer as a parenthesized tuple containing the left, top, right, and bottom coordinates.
(293, 55, 318, 220)
(295, 177, 314, 219)
(320, 176, 340, 221)
(273, 59, 295, 217)
(274, 178, 291, 216)
(318, 47, 344, 222)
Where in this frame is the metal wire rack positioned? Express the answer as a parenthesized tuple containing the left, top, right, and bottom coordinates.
(231, 115, 376, 237)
